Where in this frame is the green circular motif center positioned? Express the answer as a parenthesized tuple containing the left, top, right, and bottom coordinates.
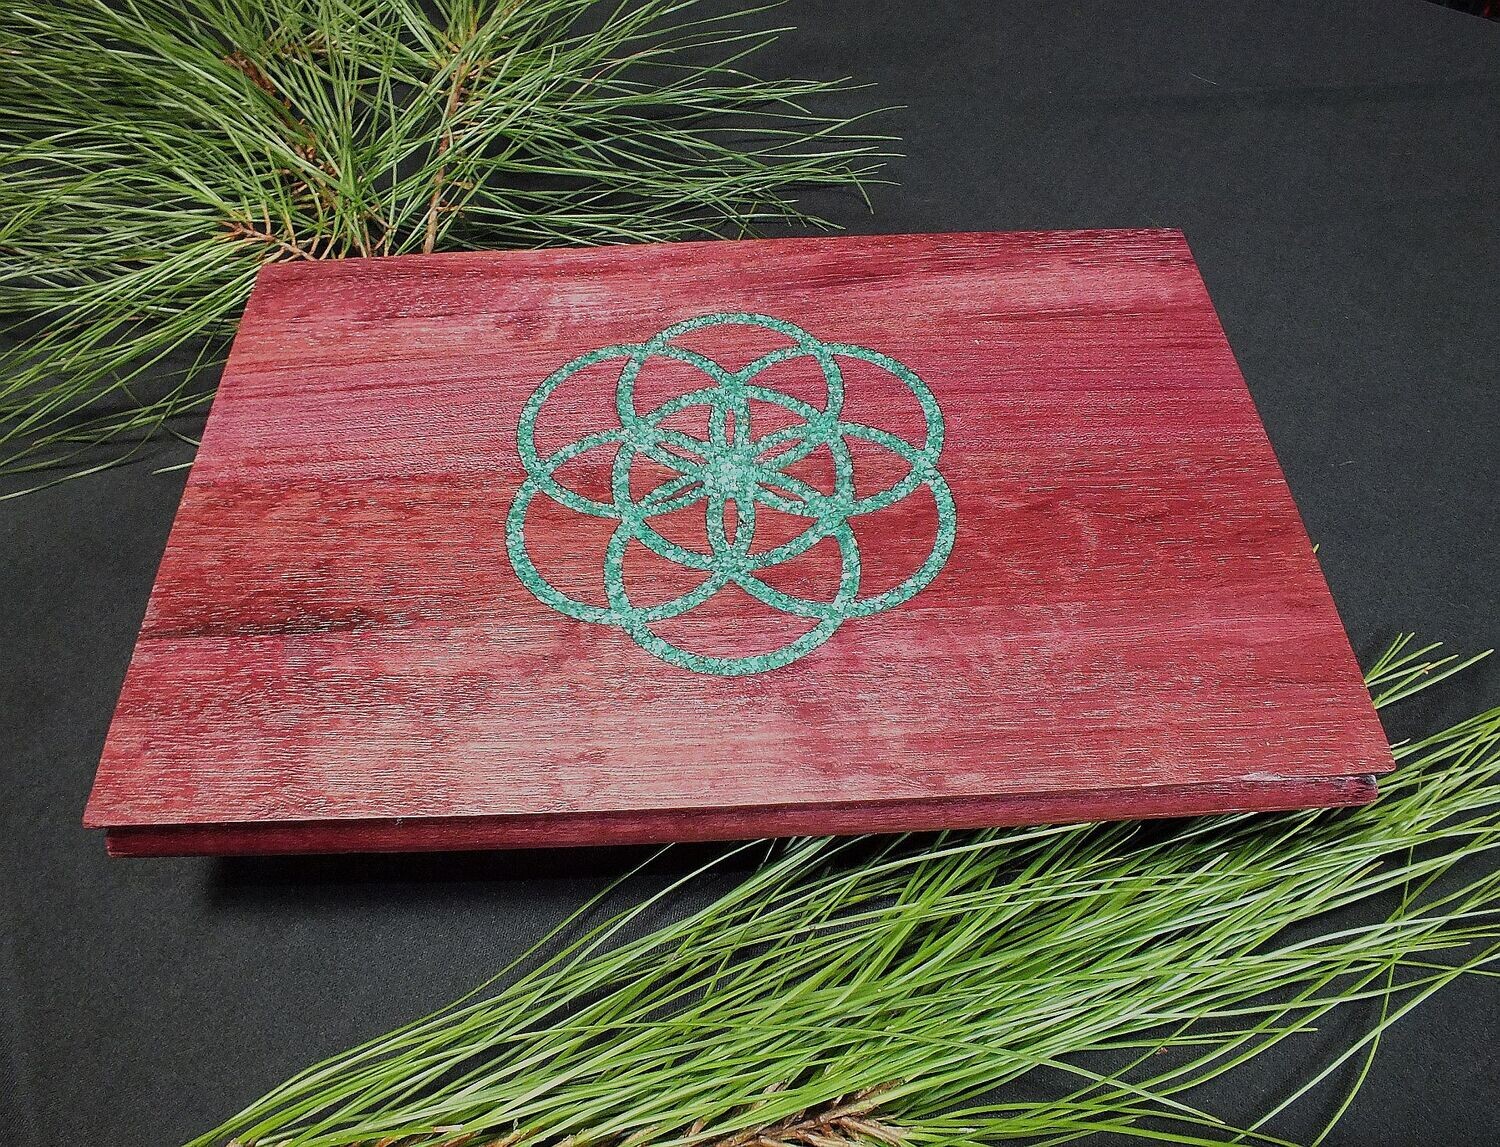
(505, 312, 956, 676)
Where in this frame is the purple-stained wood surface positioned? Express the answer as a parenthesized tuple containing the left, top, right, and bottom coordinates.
(84, 229, 1393, 856)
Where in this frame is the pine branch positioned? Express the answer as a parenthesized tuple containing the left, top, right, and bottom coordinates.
(0, 0, 891, 494)
(186, 636, 1498, 1147)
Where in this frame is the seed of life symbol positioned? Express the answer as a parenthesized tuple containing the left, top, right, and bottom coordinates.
(505, 313, 956, 676)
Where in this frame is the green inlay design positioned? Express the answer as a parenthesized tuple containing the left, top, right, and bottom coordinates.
(506, 313, 956, 676)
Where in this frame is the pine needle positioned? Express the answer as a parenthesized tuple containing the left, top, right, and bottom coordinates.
(185, 636, 1500, 1145)
(0, 0, 890, 494)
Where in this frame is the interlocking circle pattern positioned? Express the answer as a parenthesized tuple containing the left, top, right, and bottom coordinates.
(505, 312, 956, 676)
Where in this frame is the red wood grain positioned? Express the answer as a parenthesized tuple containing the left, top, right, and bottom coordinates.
(103, 775, 1378, 858)
(84, 229, 1394, 856)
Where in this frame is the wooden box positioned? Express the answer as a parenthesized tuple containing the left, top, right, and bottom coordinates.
(84, 230, 1392, 856)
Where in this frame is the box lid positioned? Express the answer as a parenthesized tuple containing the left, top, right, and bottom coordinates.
(85, 229, 1391, 855)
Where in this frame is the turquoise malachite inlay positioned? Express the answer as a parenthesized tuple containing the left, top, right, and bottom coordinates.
(506, 313, 956, 676)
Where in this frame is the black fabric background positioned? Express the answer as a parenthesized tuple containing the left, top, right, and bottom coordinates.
(2, 2, 1497, 1143)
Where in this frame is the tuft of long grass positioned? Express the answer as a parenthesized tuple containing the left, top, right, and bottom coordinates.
(191, 633, 1499, 1147)
(0, 0, 887, 493)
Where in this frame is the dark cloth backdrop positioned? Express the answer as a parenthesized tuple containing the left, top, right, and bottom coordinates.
(3, 2, 1497, 1143)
